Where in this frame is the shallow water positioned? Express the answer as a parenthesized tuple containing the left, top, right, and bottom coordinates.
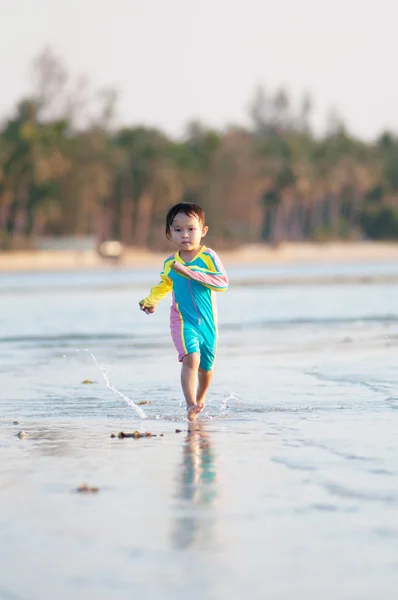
(1, 263, 398, 599)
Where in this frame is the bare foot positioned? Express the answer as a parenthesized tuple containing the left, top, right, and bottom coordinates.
(187, 405, 201, 422)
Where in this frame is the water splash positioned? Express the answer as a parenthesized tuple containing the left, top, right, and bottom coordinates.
(88, 351, 147, 419)
(220, 391, 237, 413)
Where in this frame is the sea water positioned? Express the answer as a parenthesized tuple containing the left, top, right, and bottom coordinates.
(1, 262, 398, 599)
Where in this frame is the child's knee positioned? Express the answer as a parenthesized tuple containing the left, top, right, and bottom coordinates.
(182, 352, 200, 368)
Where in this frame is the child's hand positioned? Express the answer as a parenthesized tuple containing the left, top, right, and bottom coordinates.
(171, 261, 182, 272)
(139, 302, 155, 315)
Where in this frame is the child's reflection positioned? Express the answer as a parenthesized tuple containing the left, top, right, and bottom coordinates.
(172, 423, 217, 549)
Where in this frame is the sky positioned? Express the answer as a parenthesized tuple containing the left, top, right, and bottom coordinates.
(0, 0, 396, 140)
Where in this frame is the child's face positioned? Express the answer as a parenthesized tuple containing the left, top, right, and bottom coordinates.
(169, 212, 208, 252)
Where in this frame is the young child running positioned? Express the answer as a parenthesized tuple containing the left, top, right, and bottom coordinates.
(139, 203, 229, 421)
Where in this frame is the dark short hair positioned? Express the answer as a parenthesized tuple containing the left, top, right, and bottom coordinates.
(165, 203, 205, 239)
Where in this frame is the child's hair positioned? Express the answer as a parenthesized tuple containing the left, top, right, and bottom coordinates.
(165, 203, 206, 239)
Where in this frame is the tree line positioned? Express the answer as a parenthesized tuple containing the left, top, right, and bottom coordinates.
(1, 48, 398, 251)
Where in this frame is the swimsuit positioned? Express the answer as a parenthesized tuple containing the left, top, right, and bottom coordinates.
(140, 246, 228, 370)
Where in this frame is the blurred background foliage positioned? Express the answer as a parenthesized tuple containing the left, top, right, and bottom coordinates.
(1, 48, 397, 251)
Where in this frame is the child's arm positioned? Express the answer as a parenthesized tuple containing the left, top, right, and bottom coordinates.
(139, 268, 173, 313)
(172, 250, 229, 292)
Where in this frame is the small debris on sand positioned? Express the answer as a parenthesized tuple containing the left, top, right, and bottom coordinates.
(115, 431, 157, 439)
(82, 379, 96, 384)
(14, 421, 19, 425)
(175, 429, 182, 434)
(75, 483, 99, 493)
(17, 431, 27, 439)
(137, 401, 152, 405)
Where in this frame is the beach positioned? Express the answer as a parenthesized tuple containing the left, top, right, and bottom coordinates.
(1, 241, 398, 273)
(1, 260, 398, 599)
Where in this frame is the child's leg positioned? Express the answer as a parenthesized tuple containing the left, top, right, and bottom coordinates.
(197, 331, 216, 410)
(181, 353, 201, 421)
(197, 368, 213, 409)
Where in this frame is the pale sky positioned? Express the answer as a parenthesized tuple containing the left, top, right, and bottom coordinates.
(0, 0, 396, 139)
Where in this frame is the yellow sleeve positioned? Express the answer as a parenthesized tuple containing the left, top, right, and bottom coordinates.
(139, 265, 173, 307)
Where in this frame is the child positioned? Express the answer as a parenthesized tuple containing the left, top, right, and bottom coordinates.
(139, 203, 229, 421)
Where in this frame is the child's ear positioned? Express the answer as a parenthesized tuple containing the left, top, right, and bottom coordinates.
(201, 226, 209, 238)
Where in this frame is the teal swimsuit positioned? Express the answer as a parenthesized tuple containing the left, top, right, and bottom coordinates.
(140, 246, 229, 370)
